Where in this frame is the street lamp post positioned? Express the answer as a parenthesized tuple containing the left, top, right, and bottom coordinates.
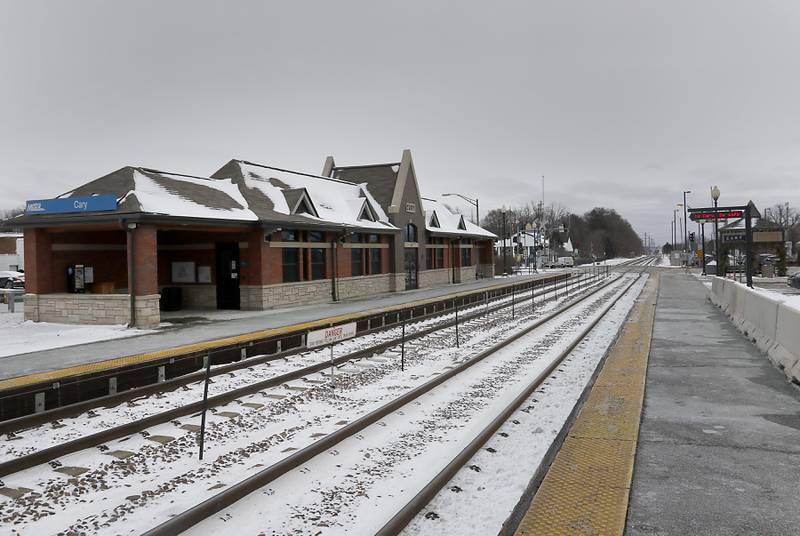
(502, 210, 508, 275)
(443, 193, 479, 226)
(683, 190, 691, 255)
(701, 222, 706, 275)
(673, 208, 679, 251)
(711, 186, 721, 275)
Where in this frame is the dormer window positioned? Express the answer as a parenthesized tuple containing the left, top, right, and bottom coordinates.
(457, 215, 467, 230)
(286, 188, 319, 218)
(295, 197, 314, 215)
(358, 200, 377, 222)
(429, 211, 440, 228)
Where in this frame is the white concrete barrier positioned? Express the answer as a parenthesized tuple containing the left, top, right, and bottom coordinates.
(710, 276, 800, 383)
(776, 303, 800, 379)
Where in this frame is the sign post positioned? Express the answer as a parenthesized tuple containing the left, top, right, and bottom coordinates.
(199, 350, 212, 461)
(306, 322, 357, 386)
(690, 203, 760, 287)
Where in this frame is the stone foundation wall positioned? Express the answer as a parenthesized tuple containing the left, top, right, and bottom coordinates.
(24, 293, 160, 329)
(242, 273, 397, 309)
(257, 279, 332, 309)
(419, 268, 450, 288)
(180, 285, 216, 309)
(391, 273, 406, 292)
(459, 265, 477, 282)
(338, 273, 393, 300)
(477, 263, 495, 278)
(159, 285, 216, 309)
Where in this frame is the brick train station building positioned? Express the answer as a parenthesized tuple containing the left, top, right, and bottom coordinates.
(14, 150, 496, 328)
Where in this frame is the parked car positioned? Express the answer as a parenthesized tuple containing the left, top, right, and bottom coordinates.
(0, 271, 24, 289)
(788, 272, 800, 289)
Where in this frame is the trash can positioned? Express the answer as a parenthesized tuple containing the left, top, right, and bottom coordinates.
(762, 264, 775, 278)
(160, 287, 183, 311)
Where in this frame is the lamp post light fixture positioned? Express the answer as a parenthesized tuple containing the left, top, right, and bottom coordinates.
(442, 193, 479, 226)
(711, 185, 721, 275)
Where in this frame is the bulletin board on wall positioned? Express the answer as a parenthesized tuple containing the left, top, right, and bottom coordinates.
(171, 261, 196, 283)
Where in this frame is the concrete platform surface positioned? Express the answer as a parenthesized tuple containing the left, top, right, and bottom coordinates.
(626, 272, 800, 535)
(0, 273, 560, 381)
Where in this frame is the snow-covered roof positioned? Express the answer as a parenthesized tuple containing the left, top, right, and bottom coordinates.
(20, 163, 398, 231)
(422, 198, 496, 239)
(234, 161, 395, 230)
(125, 170, 258, 221)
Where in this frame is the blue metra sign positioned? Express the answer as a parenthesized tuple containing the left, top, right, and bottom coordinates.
(25, 195, 118, 215)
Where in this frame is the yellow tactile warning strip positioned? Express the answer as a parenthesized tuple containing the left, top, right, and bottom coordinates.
(0, 274, 564, 391)
(514, 274, 658, 536)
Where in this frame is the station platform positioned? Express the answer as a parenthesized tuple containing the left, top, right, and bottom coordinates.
(514, 271, 800, 535)
(0, 272, 560, 387)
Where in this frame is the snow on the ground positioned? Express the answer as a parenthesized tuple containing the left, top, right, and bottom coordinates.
(600, 256, 643, 266)
(185, 277, 637, 536)
(404, 274, 648, 536)
(0, 305, 153, 358)
(0, 275, 617, 535)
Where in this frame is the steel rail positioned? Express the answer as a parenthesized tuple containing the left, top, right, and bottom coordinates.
(0, 273, 607, 478)
(374, 272, 644, 535)
(0, 272, 583, 435)
(140, 273, 633, 536)
(0, 273, 572, 421)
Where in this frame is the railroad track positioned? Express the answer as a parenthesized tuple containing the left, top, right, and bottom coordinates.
(136, 272, 646, 536)
(0, 276, 616, 532)
(0, 272, 575, 422)
(0, 266, 646, 534)
(0, 272, 607, 476)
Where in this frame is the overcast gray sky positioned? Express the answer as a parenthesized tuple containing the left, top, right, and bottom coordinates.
(2, 0, 799, 244)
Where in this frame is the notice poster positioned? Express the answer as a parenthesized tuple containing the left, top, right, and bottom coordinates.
(172, 262, 196, 283)
(197, 266, 211, 283)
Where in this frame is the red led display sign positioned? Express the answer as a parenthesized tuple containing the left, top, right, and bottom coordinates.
(689, 210, 744, 221)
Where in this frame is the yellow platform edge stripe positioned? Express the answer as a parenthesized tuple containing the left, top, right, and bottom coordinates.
(513, 274, 658, 536)
(0, 273, 566, 391)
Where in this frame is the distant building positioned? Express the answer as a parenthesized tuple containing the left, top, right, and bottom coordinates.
(495, 230, 574, 268)
(0, 232, 23, 271)
(12, 150, 495, 328)
(718, 207, 786, 270)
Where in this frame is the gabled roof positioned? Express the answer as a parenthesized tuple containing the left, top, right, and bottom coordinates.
(328, 163, 400, 212)
(15, 166, 259, 224)
(421, 198, 496, 239)
(16, 161, 399, 231)
(212, 160, 396, 231)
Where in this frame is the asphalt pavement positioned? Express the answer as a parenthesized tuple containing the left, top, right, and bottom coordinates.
(626, 272, 800, 535)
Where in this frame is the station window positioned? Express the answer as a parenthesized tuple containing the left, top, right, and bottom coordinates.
(426, 248, 434, 270)
(436, 246, 444, 268)
(370, 248, 382, 275)
(281, 229, 298, 241)
(405, 223, 417, 243)
(461, 246, 471, 266)
(311, 248, 326, 280)
(351, 233, 363, 276)
(309, 230, 326, 280)
(283, 248, 300, 282)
